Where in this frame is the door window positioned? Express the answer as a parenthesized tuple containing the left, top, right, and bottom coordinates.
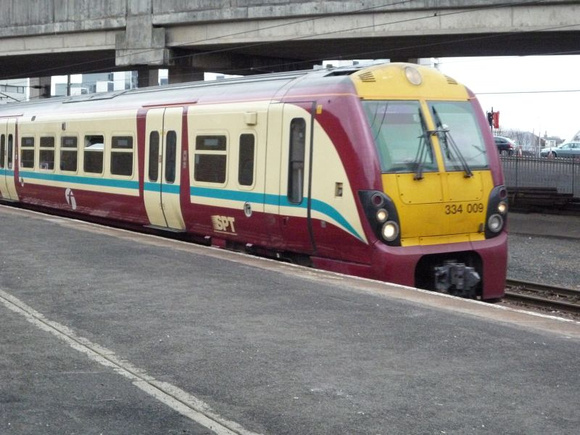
(238, 134, 255, 186)
(0, 135, 5, 169)
(288, 118, 306, 204)
(7, 135, 13, 169)
(148, 131, 160, 181)
(165, 131, 177, 183)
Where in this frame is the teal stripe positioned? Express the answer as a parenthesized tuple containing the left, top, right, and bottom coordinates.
(144, 181, 180, 194)
(19, 171, 139, 190)
(191, 186, 266, 204)
(9, 171, 364, 241)
(191, 186, 363, 242)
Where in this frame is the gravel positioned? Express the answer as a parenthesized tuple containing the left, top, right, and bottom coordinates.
(508, 234, 580, 290)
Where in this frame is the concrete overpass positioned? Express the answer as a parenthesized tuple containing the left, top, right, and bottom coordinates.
(1, 0, 579, 87)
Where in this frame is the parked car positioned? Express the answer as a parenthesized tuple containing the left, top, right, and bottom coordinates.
(494, 136, 516, 156)
(540, 141, 580, 158)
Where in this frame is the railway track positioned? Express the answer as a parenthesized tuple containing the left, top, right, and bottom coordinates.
(504, 279, 580, 316)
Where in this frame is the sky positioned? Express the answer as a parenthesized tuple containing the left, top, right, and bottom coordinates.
(436, 55, 580, 141)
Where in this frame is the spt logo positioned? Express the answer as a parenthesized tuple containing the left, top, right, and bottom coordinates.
(211, 215, 236, 234)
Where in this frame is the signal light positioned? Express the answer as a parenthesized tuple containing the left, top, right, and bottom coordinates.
(487, 110, 500, 129)
(492, 111, 500, 129)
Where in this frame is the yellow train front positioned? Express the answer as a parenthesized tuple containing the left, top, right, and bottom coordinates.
(335, 64, 508, 300)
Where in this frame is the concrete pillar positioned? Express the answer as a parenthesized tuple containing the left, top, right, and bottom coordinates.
(29, 76, 52, 99)
(168, 67, 205, 85)
(137, 68, 160, 88)
(115, 0, 167, 68)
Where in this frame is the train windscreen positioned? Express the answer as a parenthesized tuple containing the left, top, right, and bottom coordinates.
(427, 101, 489, 171)
(363, 100, 489, 174)
(362, 100, 437, 174)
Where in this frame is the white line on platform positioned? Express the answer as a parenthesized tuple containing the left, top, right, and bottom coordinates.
(0, 288, 262, 435)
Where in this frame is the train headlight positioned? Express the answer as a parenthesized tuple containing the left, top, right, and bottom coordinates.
(359, 190, 402, 246)
(487, 214, 504, 233)
(497, 201, 508, 214)
(376, 209, 388, 223)
(382, 221, 400, 242)
(405, 66, 422, 86)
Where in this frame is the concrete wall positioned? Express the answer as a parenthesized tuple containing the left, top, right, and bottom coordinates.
(0, 0, 127, 36)
(1, 0, 575, 36)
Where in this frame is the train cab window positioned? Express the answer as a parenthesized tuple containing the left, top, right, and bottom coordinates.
(7, 134, 13, 169)
(288, 118, 306, 204)
(111, 136, 133, 176)
(362, 101, 437, 174)
(194, 135, 227, 184)
(84, 135, 104, 174)
(20, 137, 35, 169)
(0, 135, 5, 169)
(60, 136, 78, 172)
(165, 131, 177, 183)
(148, 131, 160, 181)
(427, 101, 489, 171)
(39, 136, 55, 170)
(238, 134, 255, 186)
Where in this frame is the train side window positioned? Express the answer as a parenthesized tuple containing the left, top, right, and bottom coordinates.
(148, 131, 160, 181)
(238, 134, 255, 187)
(0, 135, 5, 169)
(60, 136, 78, 172)
(165, 131, 177, 184)
(20, 137, 35, 169)
(288, 118, 306, 204)
(194, 135, 227, 184)
(84, 135, 104, 174)
(39, 136, 55, 170)
(7, 134, 13, 169)
(111, 136, 133, 176)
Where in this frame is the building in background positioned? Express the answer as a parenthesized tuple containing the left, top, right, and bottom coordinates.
(53, 71, 140, 96)
(0, 79, 28, 103)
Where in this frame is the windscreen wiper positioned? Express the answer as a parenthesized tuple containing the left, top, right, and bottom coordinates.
(413, 108, 432, 180)
(432, 107, 473, 178)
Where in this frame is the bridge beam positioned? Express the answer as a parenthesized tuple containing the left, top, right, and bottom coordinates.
(0, 1, 579, 80)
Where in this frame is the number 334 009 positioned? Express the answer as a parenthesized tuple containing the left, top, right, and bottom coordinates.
(445, 203, 484, 214)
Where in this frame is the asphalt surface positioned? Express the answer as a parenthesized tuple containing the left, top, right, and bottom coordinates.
(508, 211, 580, 239)
(1, 206, 579, 435)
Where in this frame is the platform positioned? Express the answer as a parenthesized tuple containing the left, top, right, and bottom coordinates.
(0, 206, 578, 434)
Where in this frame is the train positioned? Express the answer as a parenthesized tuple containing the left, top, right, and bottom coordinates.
(0, 62, 508, 300)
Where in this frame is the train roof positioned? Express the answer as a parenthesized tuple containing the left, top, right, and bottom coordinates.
(0, 64, 366, 116)
(0, 62, 469, 118)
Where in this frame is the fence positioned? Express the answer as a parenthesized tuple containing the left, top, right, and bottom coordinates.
(500, 156, 580, 199)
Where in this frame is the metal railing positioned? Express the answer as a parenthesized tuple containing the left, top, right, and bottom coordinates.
(500, 156, 580, 198)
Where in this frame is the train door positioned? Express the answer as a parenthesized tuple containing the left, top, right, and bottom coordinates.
(278, 103, 316, 253)
(0, 118, 18, 201)
(143, 107, 186, 231)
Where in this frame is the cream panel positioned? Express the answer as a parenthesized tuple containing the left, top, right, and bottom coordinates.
(279, 103, 366, 243)
(309, 119, 367, 244)
(188, 101, 270, 214)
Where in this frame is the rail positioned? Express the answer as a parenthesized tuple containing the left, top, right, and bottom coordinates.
(504, 279, 580, 315)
